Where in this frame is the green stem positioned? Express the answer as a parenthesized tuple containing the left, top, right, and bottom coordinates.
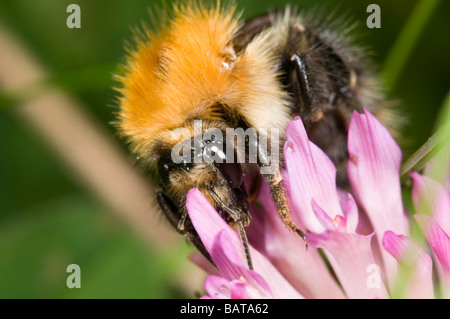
(401, 91, 450, 178)
(382, 0, 441, 94)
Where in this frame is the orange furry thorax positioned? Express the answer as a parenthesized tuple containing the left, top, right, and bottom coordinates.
(117, 3, 242, 152)
(116, 2, 291, 156)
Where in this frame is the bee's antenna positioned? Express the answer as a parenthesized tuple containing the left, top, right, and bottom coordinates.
(208, 186, 254, 270)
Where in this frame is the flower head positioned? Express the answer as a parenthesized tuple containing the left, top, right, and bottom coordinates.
(186, 109, 450, 299)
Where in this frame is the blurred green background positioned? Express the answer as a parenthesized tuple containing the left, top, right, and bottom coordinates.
(0, 0, 448, 298)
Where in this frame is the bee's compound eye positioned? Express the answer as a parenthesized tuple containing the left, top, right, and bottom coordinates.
(216, 162, 243, 189)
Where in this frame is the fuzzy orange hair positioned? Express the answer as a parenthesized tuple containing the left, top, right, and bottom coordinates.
(116, 1, 291, 155)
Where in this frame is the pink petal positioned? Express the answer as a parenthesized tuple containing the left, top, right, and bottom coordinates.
(415, 214, 450, 298)
(338, 189, 372, 235)
(186, 188, 303, 298)
(347, 108, 408, 285)
(229, 280, 248, 299)
(415, 215, 450, 276)
(343, 193, 359, 233)
(248, 182, 345, 299)
(311, 199, 335, 231)
(312, 195, 359, 233)
(411, 172, 450, 235)
(204, 275, 233, 299)
(214, 231, 274, 298)
(203, 270, 272, 299)
(382, 231, 434, 298)
(189, 252, 220, 276)
(434, 190, 450, 235)
(284, 117, 343, 233)
(204, 275, 268, 299)
(307, 230, 388, 299)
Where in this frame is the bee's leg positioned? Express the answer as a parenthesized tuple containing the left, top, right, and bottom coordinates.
(290, 52, 351, 187)
(156, 189, 189, 231)
(291, 52, 312, 110)
(262, 170, 306, 240)
(156, 190, 184, 234)
(176, 211, 188, 231)
(252, 136, 307, 240)
(156, 190, 214, 265)
(208, 186, 254, 270)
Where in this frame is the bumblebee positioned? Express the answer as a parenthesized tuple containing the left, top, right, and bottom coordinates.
(115, 1, 395, 269)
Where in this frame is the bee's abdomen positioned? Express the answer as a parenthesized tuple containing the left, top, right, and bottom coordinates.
(234, 9, 388, 187)
(278, 17, 380, 187)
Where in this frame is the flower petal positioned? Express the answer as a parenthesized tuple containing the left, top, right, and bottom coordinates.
(189, 252, 220, 276)
(411, 172, 450, 235)
(382, 231, 434, 299)
(203, 263, 272, 299)
(420, 217, 450, 276)
(415, 215, 450, 275)
(204, 275, 233, 299)
(347, 108, 408, 285)
(338, 189, 372, 235)
(204, 275, 269, 299)
(343, 193, 359, 233)
(415, 214, 450, 298)
(186, 188, 303, 298)
(283, 117, 343, 233)
(307, 230, 388, 299)
(311, 199, 335, 231)
(213, 231, 274, 298)
(229, 280, 248, 299)
(248, 182, 345, 299)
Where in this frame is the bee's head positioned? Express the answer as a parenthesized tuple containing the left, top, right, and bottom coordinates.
(155, 126, 256, 229)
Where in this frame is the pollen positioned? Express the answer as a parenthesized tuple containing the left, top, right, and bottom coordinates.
(350, 155, 358, 165)
(288, 142, 294, 150)
(333, 215, 347, 232)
